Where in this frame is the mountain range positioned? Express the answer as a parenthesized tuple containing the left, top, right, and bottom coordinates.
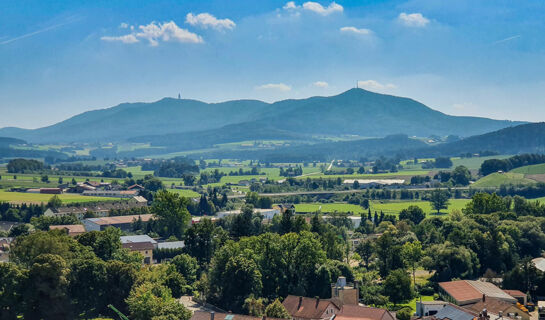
(0, 88, 524, 144)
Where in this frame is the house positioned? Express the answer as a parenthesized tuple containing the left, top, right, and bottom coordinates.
(127, 184, 144, 190)
(191, 311, 286, 320)
(40, 188, 63, 194)
(121, 235, 157, 264)
(216, 208, 280, 220)
(49, 224, 86, 237)
(82, 190, 138, 198)
(333, 305, 396, 320)
(439, 280, 517, 306)
(157, 241, 185, 250)
(84, 181, 102, 188)
(0, 221, 19, 234)
(44, 199, 150, 220)
(415, 300, 449, 317)
(463, 296, 530, 320)
(503, 290, 527, 305)
(274, 204, 296, 214)
(283, 295, 341, 320)
(532, 257, 545, 272)
(83, 214, 154, 231)
(129, 196, 148, 206)
(68, 184, 96, 193)
(331, 277, 359, 305)
(432, 304, 478, 320)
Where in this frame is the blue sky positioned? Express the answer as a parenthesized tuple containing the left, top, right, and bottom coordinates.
(1, 0, 545, 128)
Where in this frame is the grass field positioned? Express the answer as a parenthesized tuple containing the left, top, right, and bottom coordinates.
(294, 199, 470, 215)
(299, 170, 430, 181)
(472, 172, 536, 188)
(0, 190, 118, 204)
(511, 163, 545, 175)
(168, 188, 201, 198)
(451, 155, 512, 170)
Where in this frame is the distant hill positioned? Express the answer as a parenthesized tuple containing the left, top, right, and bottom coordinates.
(419, 122, 545, 157)
(0, 89, 524, 144)
(0, 137, 26, 147)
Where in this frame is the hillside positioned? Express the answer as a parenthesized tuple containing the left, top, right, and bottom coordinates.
(0, 89, 523, 144)
(419, 122, 545, 157)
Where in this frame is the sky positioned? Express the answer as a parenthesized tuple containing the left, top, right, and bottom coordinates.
(1, 0, 545, 129)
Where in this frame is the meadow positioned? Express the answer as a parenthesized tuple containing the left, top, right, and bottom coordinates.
(472, 172, 536, 188)
(294, 199, 471, 215)
(0, 189, 118, 204)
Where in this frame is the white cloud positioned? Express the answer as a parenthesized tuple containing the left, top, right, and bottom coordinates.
(283, 1, 343, 15)
(340, 26, 372, 35)
(255, 83, 292, 91)
(313, 81, 329, 88)
(185, 13, 236, 31)
(357, 80, 397, 91)
(302, 1, 343, 15)
(398, 13, 429, 27)
(102, 21, 203, 46)
(119, 22, 129, 29)
(101, 34, 139, 44)
(283, 1, 297, 9)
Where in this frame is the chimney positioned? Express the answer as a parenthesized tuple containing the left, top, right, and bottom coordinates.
(483, 294, 486, 302)
(211, 311, 215, 320)
(298, 296, 303, 310)
(316, 297, 320, 308)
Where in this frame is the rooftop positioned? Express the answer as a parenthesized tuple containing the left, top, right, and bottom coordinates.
(86, 214, 153, 225)
(440, 280, 516, 305)
(464, 297, 528, 317)
(120, 234, 157, 244)
(283, 295, 341, 320)
(335, 304, 394, 320)
(49, 224, 86, 234)
(434, 304, 477, 320)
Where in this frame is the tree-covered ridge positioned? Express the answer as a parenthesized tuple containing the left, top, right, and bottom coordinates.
(480, 153, 545, 176)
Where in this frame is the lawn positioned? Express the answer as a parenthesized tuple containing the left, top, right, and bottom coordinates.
(369, 199, 470, 215)
(294, 199, 470, 215)
(0, 190, 118, 204)
(472, 172, 536, 188)
(400, 295, 435, 312)
(167, 188, 201, 198)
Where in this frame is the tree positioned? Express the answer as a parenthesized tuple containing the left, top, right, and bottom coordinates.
(71, 178, 77, 185)
(47, 195, 62, 209)
(355, 239, 374, 267)
(265, 299, 291, 319)
(244, 296, 266, 316)
(68, 258, 108, 317)
(402, 241, 423, 287)
(220, 254, 263, 312)
(383, 269, 413, 305)
(429, 189, 449, 214)
(24, 254, 71, 319)
(397, 307, 413, 320)
(399, 206, 425, 225)
(183, 218, 227, 267)
(152, 190, 191, 239)
(126, 282, 191, 320)
(170, 254, 198, 285)
(58, 176, 63, 184)
(76, 227, 122, 261)
(0, 263, 26, 319)
(451, 166, 471, 186)
(280, 209, 294, 234)
(423, 242, 479, 282)
(41, 175, 49, 183)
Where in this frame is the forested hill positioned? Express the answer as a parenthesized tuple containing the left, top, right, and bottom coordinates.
(0, 89, 523, 143)
(417, 122, 545, 157)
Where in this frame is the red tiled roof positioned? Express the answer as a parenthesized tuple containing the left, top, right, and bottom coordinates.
(283, 295, 340, 319)
(464, 297, 528, 316)
(191, 311, 287, 320)
(49, 224, 86, 234)
(503, 290, 525, 298)
(91, 214, 153, 225)
(439, 281, 482, 305)
(336, 305, 394, 320)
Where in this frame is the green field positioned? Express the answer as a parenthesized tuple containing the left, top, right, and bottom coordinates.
(400, 295, 435, 312)
(451, 155, 512, 170)
(511, 163, 545, 175)
(0, 190, 118, 204)
(168, 188, 201, 198)
(370, 199, 470, 215)
(294, 199, 470, 215)
(472, 172, 536, 188)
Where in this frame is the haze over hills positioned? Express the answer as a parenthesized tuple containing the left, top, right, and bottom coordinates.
(0, 89, 525, 144)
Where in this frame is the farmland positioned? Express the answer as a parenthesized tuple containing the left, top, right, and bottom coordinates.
(0, 189, 118, 204)
(472, 172, 536, 188)
(294, 199, 471, 215)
